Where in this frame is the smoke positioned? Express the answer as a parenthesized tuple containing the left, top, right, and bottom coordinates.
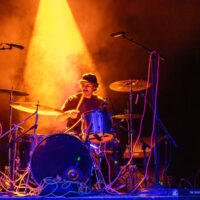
(21, 0, 106, 134)
(0, 0, 199, 134)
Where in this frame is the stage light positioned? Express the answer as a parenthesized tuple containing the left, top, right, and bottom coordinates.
(23, 0, 104, 131)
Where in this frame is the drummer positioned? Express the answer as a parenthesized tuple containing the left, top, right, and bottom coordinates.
(57, 73, 105, 137)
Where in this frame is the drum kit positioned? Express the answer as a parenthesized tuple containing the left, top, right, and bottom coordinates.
(0, 79, 152, 193)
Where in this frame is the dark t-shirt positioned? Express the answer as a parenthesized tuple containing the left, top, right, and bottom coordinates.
(61, 93, 104, 134)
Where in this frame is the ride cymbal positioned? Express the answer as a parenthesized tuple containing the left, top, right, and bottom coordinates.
(109, 80, 151, 92)
(0, 89, 29, 96)
(11, 102, 64, 116)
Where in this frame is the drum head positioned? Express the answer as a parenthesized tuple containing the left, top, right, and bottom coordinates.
(82, 110, 114, 143)
(31, 133, 91, 185)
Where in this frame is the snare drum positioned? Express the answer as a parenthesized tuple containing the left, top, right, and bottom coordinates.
(82, 110, 114, 143)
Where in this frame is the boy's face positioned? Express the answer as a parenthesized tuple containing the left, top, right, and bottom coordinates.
(80, 81, 95, 98)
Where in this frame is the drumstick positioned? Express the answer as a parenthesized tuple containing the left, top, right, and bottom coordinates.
(75, 93, 84, 110)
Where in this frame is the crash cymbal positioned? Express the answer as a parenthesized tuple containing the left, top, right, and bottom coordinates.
(11, 102, 64, 116)
(113, 114, 142, 119)
(109, 80, 152, 92)
(0, 89, 29, 96)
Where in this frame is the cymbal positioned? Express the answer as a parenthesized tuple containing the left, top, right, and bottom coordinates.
(113, 114, 142, 119)
(11, 102, 64, 116)
(0, 89, 29, 96)
(109, 80, 152, 92)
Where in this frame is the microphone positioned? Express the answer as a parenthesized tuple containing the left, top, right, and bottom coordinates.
(135, 93, 140, 104)
(101, 98, 108, 110)
(6, 43, 24, 49)
(110, 32, 127, 37)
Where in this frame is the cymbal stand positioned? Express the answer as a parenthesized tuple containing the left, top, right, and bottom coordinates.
(8, 87, 14, 191)
(129, 82, 134, 158)
(140, 138, 152, 188)
(83, 121, 93, 190)
(126, 81, 135, 191)
(127, 81, 134, 161)
(117, 32, 166, 187)
(24, 103, 39, 192)
(9, 125, 17, 191)
(1, 111, 38, 193)
(140, 92, 178, 186)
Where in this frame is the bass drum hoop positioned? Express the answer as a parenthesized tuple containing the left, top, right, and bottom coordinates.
(30, 133, 92, 185)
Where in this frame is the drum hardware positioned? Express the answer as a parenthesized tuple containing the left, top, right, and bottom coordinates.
(31, 133, 92, 186)
(113, 114, 142, 120)
(111, 33, 168, 188)
(0, 89, 29, 96)
(83, 120, 93, 190)
(0, 43, 24, 50)
(82, 117, 118, 191)
(109, 79, 152, 154)
(0, 111, 39, 191)
(109, 80, 151, 161)
(81, 110, 114, 144)
(0, 88, 29, 191)
(1, 97, 40, 192)
(140, 93, 177, 148)
(139, 92, 178, 187)
(16, 133, 45, 171)
(109, 79, 152, 191)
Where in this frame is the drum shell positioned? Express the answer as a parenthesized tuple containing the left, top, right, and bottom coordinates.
(82, 110, 114, 143)
(30, 133, 92, 185)
(18, 134, 44, 169)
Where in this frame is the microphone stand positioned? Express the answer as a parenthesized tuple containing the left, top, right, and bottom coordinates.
(140, 93, 177, 148)
(151, 55, 159, 184)
(0, 43, 24, 50)
(140, 93, 177, 186)
(113, 33, 174, 189)
(120, 34, 166, 61)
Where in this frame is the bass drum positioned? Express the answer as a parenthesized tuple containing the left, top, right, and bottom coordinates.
(31, 133, 92, 185)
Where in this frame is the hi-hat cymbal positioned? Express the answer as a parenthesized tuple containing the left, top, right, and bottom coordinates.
(11, 102, 64, 116)
(113, 114, 142, 119)
(109, 80, 152, 92)
(0, 89, 29, 96)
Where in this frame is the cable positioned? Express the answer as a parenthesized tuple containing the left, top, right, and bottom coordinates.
(131, 51, 160, 192)
(0, 168, 41, 196)
(0, 122, 2, 136)
(38, 177, 91, 197)
(108, 50, 153, 191)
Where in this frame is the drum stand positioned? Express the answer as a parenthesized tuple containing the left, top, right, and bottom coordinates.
(1, 108, 39, 193)
(90, 143, 114, 192)
(126, 81, 136, 190)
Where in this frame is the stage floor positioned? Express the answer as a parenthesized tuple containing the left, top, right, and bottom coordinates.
(0, 189, 200, 200)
